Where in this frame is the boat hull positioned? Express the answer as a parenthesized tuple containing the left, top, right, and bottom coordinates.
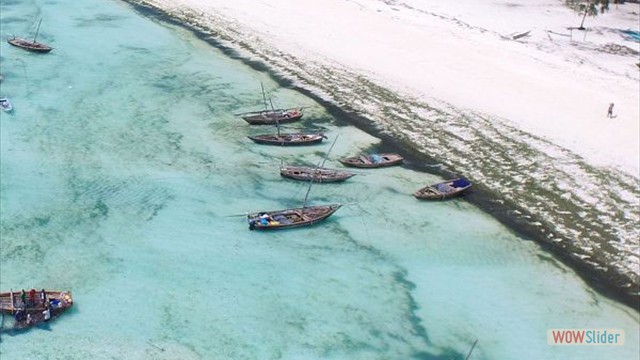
(248, 204, 342, 230)
(414, 178, 472, 200)
(339, 153, 403, 168)
(241, 109, 303, 125)
(280, 166, 355, 183)
(248, 133, 325, 146)
(0, 290, 73, 329)
(8, 38, 52, 53)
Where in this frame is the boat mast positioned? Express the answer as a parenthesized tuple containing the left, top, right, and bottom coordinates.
(33, 18, 43, 44)
(260, 82, 268, 111)
(269, 98, 281, 137)
(303, 135, 338, 208)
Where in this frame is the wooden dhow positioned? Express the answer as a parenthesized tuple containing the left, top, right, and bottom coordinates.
(7, 19, 52, 53)
(0, 289, 73, 329)
(413, 177, 472, 200)
(339, 153, 403, 168)
(248, 204, 342, 230)
(240, 108, 303, 125)
(238, 83, 303, 125)
(248, 132, 326, 146)
(280, 165, 356, 183)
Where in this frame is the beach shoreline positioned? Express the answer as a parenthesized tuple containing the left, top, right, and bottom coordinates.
(119, 0, 640, 310)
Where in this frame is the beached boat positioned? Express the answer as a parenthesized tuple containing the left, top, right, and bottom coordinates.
(248, 204, 342, 230)
(7, 19, 52, 53)
(413, 177, 472, 200)
(0, 289, 73, 329)
(248, 132, 326, 146)
(280, 165, 356, 183)
(339, 153, 403, 168)
(238, 83, 303, 125)
(0, 97, 12, 112)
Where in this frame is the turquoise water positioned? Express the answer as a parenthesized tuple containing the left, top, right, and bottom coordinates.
(0, 0, 638, 359)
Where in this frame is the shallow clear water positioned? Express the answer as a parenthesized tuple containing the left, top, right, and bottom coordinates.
(0, 0, 638, 359)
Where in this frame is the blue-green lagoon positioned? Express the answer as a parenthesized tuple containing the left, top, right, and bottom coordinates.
(0, 0, 638, 359)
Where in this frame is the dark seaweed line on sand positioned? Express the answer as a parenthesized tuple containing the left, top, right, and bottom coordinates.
(121, 0, 639, 310)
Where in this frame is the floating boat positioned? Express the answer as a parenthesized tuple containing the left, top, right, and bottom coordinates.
(238, 83, 303, 125)
(248, 204, 342, 230)
(0, 97, 13, 112)
(280, 165, 356, 183)
(248, 132, 326, 146)
(7, 19, 53, 53)
(413, 177, 472, 200)
(0, 289, 73, 329)
(241, 108, 304, 125)
(339, 153, 403, 168)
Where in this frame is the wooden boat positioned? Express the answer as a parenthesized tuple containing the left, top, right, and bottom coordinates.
(248, 132, 326, 146)
(7, 19, 52, 53)
(339, 153, 403, 168)
(280, 165, 356, 183)
(0, 289, 73, 329)
(241, 108, 303, 125)
(413, 177, 472, 200)
(0, 97, 12, 112)
(248, 204, 342, 230)
(238, 83, 303, 125)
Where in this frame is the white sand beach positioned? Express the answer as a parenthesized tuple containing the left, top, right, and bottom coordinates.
(133, 0, 639, 174)
(124, 0, 640, 298)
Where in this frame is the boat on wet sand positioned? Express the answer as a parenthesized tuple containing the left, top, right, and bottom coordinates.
(413, 177, 472, 200)
(339, 153, 403, 168)
(280, 165, 356, 183)
(0, 289, 73, 329)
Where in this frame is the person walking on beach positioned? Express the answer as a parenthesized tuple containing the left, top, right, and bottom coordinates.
(607, 103, 614, 118)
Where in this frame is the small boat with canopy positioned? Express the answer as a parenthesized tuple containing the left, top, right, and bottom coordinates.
(413, 177, 472, 200)
(339, 153, 403, 168)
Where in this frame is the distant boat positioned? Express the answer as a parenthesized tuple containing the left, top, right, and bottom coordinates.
(238, 83, 303, 125)
(339, 153, 403, 168)
(8, 18, 52, 53)
(0, 97, 13, 112)
(280, 165, 356, 183)
(0, 289, 73, 329)
(413, 177, 472, 200)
